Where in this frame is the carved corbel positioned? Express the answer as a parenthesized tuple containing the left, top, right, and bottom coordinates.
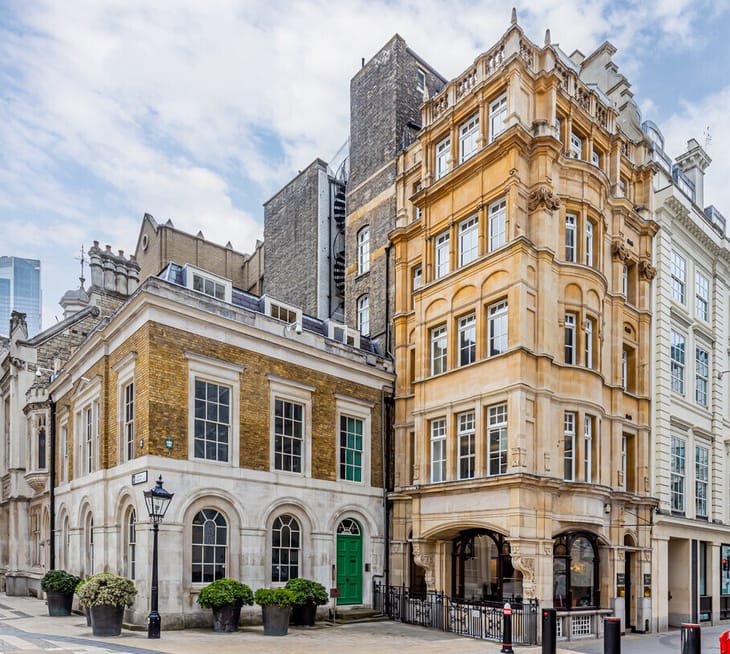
(528, 186, 561, 212)
(610, 237, 631, 263)
(639, 258, 657, 280)
(411, 541, 436, 589)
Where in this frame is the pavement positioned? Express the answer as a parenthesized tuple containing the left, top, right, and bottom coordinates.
(0, 592, 704, 654)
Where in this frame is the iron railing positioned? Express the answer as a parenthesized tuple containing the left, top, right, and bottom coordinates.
(373, 582, 539, 645)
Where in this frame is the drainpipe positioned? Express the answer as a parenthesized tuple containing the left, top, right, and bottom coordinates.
(384, 244, 392, 358)
(381, 385, 395, 609)
(49, 394, 56, 569)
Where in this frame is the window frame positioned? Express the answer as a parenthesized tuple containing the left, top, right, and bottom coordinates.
(671, 251, 686, 304)
(670, 330, 686, 395)
(457, 313, 476, 367)
(357, 294, 370, 336)
(583, 415, 593, 483)
(671, 435, 686, 513)
(336, 395, 373, 486)
(268, 376, 314, 477)
(695, 345, 709, 407)
(487, 403, 507, 476)
(565, 313, 577, 365)
(435, 136, 451, 180)
(584, 318, 594, 369)
(186, 352, 242, 467)
(458, 214, 479, 266)
(585, 220, 594, 267)
(73, 377, 102, 477)
(430, 417, 447, 483)
(564, 412, 575, 481)
(488, 93, 507, 143)
(114, 352, 137, 463)
(695, 271, 709, 321)
(192, 508, 228, 584)
(434, 230, 450, 279)
(570, 132, 582, 159)
(271, 514, 302, 583)
(357, 226, 370, 275)
(459, 113, 480, 162)
(457, 411, 476, 480)
(487, 299, 508, 356)
(183, 264, 232, 303)
(488, 198, 506, 252)
(565, 213, 576, 262)
(696, 444, 709, 518)
(430, 324, 447, 375)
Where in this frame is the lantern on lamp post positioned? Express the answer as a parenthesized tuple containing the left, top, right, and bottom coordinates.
(143, 475, 174, 639)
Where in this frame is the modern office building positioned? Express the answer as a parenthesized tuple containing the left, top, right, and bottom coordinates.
(0, 257, 41, 337)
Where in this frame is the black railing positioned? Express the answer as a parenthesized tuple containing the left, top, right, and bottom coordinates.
(373, 582, 539, 645)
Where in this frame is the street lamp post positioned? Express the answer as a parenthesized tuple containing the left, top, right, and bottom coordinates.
(143, 475, 174, 639)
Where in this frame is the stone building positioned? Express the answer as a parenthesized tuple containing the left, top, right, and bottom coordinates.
(643, 123, 730, 629)
(0, 244, 139, 594)
(389, 16, 658, 638)
(134, 212, 264, 295)
(264, 35, 446, 350)
(48, 262, 394, 627)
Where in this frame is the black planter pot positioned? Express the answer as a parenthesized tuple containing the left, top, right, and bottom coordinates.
(89, 604, 125, 637)
(291, 601, 317, 626)
(46, 591, 74, 617)
(261, 605, 291, 636)
(212, 600, 243, 632)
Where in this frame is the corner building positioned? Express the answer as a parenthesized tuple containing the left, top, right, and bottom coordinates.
(390, 20, 658, 636)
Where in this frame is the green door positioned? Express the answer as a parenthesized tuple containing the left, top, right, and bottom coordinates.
(336, 519, 362, 605)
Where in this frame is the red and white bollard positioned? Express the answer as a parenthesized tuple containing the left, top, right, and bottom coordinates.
(501, 602, 514, 653)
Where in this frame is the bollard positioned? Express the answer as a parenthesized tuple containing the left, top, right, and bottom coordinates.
(501, 602, 514, 653)
(542, 607, 557, 654)
(604, 617, 621, 654)
(681, 623, 701, 654)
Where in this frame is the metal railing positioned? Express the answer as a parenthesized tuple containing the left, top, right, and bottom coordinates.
(373, 582, 539, 645)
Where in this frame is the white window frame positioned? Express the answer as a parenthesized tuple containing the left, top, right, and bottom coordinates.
(186, 352, 242, 467)
(488, 299, 508, 356)
(591, 150, 600, 167)
(695, 271, 709, 321)
(583, 415, 593, 483)
(565, 213, 576, 262)
(268, 375, 314, 477)
(436, 136, 450, 180)
(570, 132, 582, 159)
(357, 294, 370, 336)
(335, 394, 373, 486)
(488, 198, 506, 251)
(263, 296, 302, 326)
(621, 434, 627, 490)
(412, 265, 422, 309)
(184, 264, 232, 303)
(458, 313, 476, 366)
(416, 68, 426, 94)
(459, 215, 478, 266)
(622, 348, 628, 391)
(670, 330, 685, 395)
(457, 411, 475, 480)
(430, 417, 447, 483)
(430, 324, 447, 375)
(671, 435, 686, 513)
(565, 313, 577, 365)
(113, 352, 137, 463)
(58, 418, 68, 484)
(696, 444, 709, 518)
(124, 508, 136, 580)
(671, 251, 686, 304)
(585, 220, 594, 266)
(74, 377, 102, 477)
(487, 403, 507, 476)
(622, 264, 629, 297)
(489, 93, 507, 143)
(584, 318, 594, 368)
(357, 226, 370, 275)
(434, 231, 450, 279)
(564, 412, 575, 481)
(695, 345, 709, 407)
(459, 113, 480, 162)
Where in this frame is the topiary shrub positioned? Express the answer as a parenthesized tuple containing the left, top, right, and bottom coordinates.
(284, 578, 328, 606)
(41, 569, 82, 595)
(197, 578, 254, 609)
(254, 587, 295, 608)
(76, 572, 137, 608)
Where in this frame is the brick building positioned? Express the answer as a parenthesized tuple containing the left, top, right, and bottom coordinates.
(48, 262, 393, 627)
(0, 244, 139, 595)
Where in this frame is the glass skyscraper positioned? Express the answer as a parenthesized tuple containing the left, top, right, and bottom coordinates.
(0, 256, 42, 337)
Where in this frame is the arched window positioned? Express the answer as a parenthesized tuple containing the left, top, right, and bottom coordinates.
(124, 508, 136, 580)
(272, 514, 300, 582)
(192, 509, 227, 583)
(60, 515, 69, 570)
(553, 532, 599, 608)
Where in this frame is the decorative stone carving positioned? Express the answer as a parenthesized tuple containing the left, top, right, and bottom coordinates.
(528, 186, 560, 212)
(411, 542, 435, 589)
(639, 258, 657, 280)
(611, 237, 632, 263)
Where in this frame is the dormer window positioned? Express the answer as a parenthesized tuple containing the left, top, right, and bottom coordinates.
(183, 265, 232, 303)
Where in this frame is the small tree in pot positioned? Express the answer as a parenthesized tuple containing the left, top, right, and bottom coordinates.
(197, 578, 254, 632)
(76, 572, 137, 637)
(41, 569, 82, 617)
(285, 578, 328, 626)
(254, 588, 295, 636)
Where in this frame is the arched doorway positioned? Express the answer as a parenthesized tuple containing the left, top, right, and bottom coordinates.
(452, 529, 522, 602)
(337, 519, 362, 605)
(553, 531, 600, 608)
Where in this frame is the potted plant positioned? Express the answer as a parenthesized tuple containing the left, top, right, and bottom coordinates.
(75, 577, 92, 626)
(76, 572, 137, 637)
(197, 578, 254, 632)
(285, 577, 328, 626)
(254, 587, 295, 636)
(40, 569, 82, 617)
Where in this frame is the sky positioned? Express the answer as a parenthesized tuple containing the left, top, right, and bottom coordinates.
(1, 0, 729, 332)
